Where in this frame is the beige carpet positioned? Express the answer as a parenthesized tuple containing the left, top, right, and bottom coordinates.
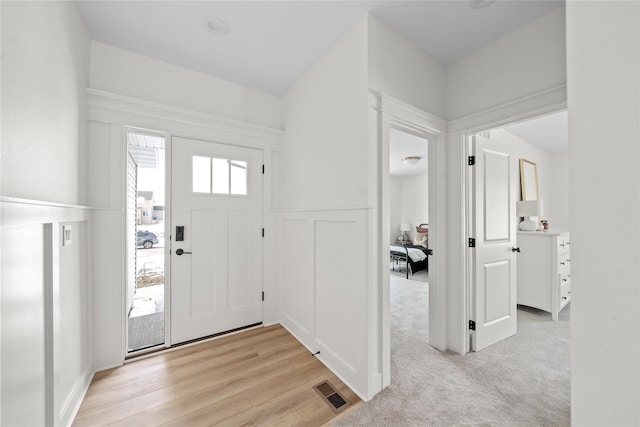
(331, 275, 571, 426)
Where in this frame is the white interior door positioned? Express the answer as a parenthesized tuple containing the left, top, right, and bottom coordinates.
(471, 134, 517, 351)
(171, 136, 263, 345)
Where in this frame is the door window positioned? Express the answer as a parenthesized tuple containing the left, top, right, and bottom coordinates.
(193, 156, 248, 195)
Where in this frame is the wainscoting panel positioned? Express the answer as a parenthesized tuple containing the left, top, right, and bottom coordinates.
(1, 223, 47, 426)
(1, 198, 92, 427)
(280, 218, 314, 346)
(279, 209, 370, 399)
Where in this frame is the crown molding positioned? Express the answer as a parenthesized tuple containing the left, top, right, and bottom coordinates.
(372, 92, 448, 135)
(86, 89, 284, 151)
(448, 84, 567, 134)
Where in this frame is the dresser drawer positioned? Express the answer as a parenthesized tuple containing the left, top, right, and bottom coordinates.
(560, 269, 571, 286)
(558, 253, 571, 272)
(561, 279, 571, 304)
(557, 235, 571, 254)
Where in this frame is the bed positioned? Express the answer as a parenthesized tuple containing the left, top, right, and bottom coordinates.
(390, 244, 429, 279)
(390, 223, 429, 279)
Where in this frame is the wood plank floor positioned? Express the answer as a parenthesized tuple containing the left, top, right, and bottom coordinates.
(73, 325, 361, 426)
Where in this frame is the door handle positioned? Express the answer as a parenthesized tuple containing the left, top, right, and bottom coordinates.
(175, 248, 192, 256)
(512, 247, 521, 253)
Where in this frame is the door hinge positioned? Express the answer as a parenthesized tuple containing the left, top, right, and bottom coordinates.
(468, 155, 475, 166)
(469, 320, 476, 331)
(262, 164, 265, 174)
(262, 228, 265, 238)
(262, 291, 265, 301)
(468, 238, 476, 248)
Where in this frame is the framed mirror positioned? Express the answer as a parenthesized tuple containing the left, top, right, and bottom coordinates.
(519, 159, 539, 201)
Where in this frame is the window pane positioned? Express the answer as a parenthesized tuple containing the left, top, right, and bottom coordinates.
(230, 160, 247, 195)
(212, 158, 230, 194)
(192, 156, 211, 193)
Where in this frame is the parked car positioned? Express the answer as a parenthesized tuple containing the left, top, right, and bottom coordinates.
(137, 230, 159, 249)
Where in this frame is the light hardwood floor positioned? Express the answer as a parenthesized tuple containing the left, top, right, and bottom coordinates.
(74, 325, 361, 426)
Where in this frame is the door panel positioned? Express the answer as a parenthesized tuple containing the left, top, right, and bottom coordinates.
(171, 136, 262, 344)
(484, 260, 511, 323)
(472, 135, 517, 351)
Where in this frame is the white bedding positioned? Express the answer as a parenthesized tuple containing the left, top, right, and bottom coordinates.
(389, 245, 427, 262)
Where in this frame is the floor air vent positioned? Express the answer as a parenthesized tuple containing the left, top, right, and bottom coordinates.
(314, 380, 350, 413)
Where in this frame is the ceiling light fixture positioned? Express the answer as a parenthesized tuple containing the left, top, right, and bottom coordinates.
(206, 17, 229, 37)
(468, 0, 496, 9)
(402, 156, 422, 165)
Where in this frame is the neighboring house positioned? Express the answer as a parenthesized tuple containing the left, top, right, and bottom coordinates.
(153, 205, 165, 221)
(1, 2, 639, 426)
(137, 191, 155, 225)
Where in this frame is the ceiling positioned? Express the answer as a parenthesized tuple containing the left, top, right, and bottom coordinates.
(502, 110, 568, 153)
(389, 128, 429, 177)
(77, 1, 564, 96)
(77, 1, 567, 154)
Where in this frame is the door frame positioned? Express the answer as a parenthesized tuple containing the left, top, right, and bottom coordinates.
(457, 101, 568, 354)
(375, 93, 448, 389)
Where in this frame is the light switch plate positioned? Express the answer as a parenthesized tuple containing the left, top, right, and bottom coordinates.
(63, 225, 72, 246)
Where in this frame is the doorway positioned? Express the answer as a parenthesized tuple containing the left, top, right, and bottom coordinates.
(377, 94, 447, 389)
(388, 127, 430, 318)
(465, 110, 570, 351)
(126, 131, 167, 353)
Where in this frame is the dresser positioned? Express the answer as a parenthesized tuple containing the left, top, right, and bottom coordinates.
(517, 230, 571, 321)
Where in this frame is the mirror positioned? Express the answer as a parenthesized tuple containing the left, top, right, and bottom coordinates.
(519, 159, 539, 201)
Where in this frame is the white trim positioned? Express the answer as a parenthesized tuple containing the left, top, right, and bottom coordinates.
(274, 206, 374, 213)
(373, 92, 448, 391)
(448, 85, 567, 134)
(86, 89, 284, 152)
(1, 197, 90, 226)
(59, 367, 93, 427)
(377, 92, 448, 135)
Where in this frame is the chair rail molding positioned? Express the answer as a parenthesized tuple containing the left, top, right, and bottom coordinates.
(86, 89, 284, 152)
(1, 196, 90, 226)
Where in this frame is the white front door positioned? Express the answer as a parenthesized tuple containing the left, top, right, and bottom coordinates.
(471, 134, 517, 351)
(171, 136, 263, 345)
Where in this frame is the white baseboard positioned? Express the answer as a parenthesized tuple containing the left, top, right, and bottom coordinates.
(60, 367, 94, 427)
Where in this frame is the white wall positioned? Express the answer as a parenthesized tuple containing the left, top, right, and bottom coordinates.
(567, 2, 640, 424)
(1, 2, 93, 425)
(550, 151, 570, 229)
(446, 8, 566, 121)
(368, 16, 446, 119)
(489, 128, 571, 230)
(389, 175, 429, 242)
(400, 175, 429, 241)
(278, 18, 369, 210)
(90, 42, 283, 130)
(389, 177, 402, 242)
(278, 17, 375, 399)
(1, 1, 90, 205)
(488, 129, 553, 221)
